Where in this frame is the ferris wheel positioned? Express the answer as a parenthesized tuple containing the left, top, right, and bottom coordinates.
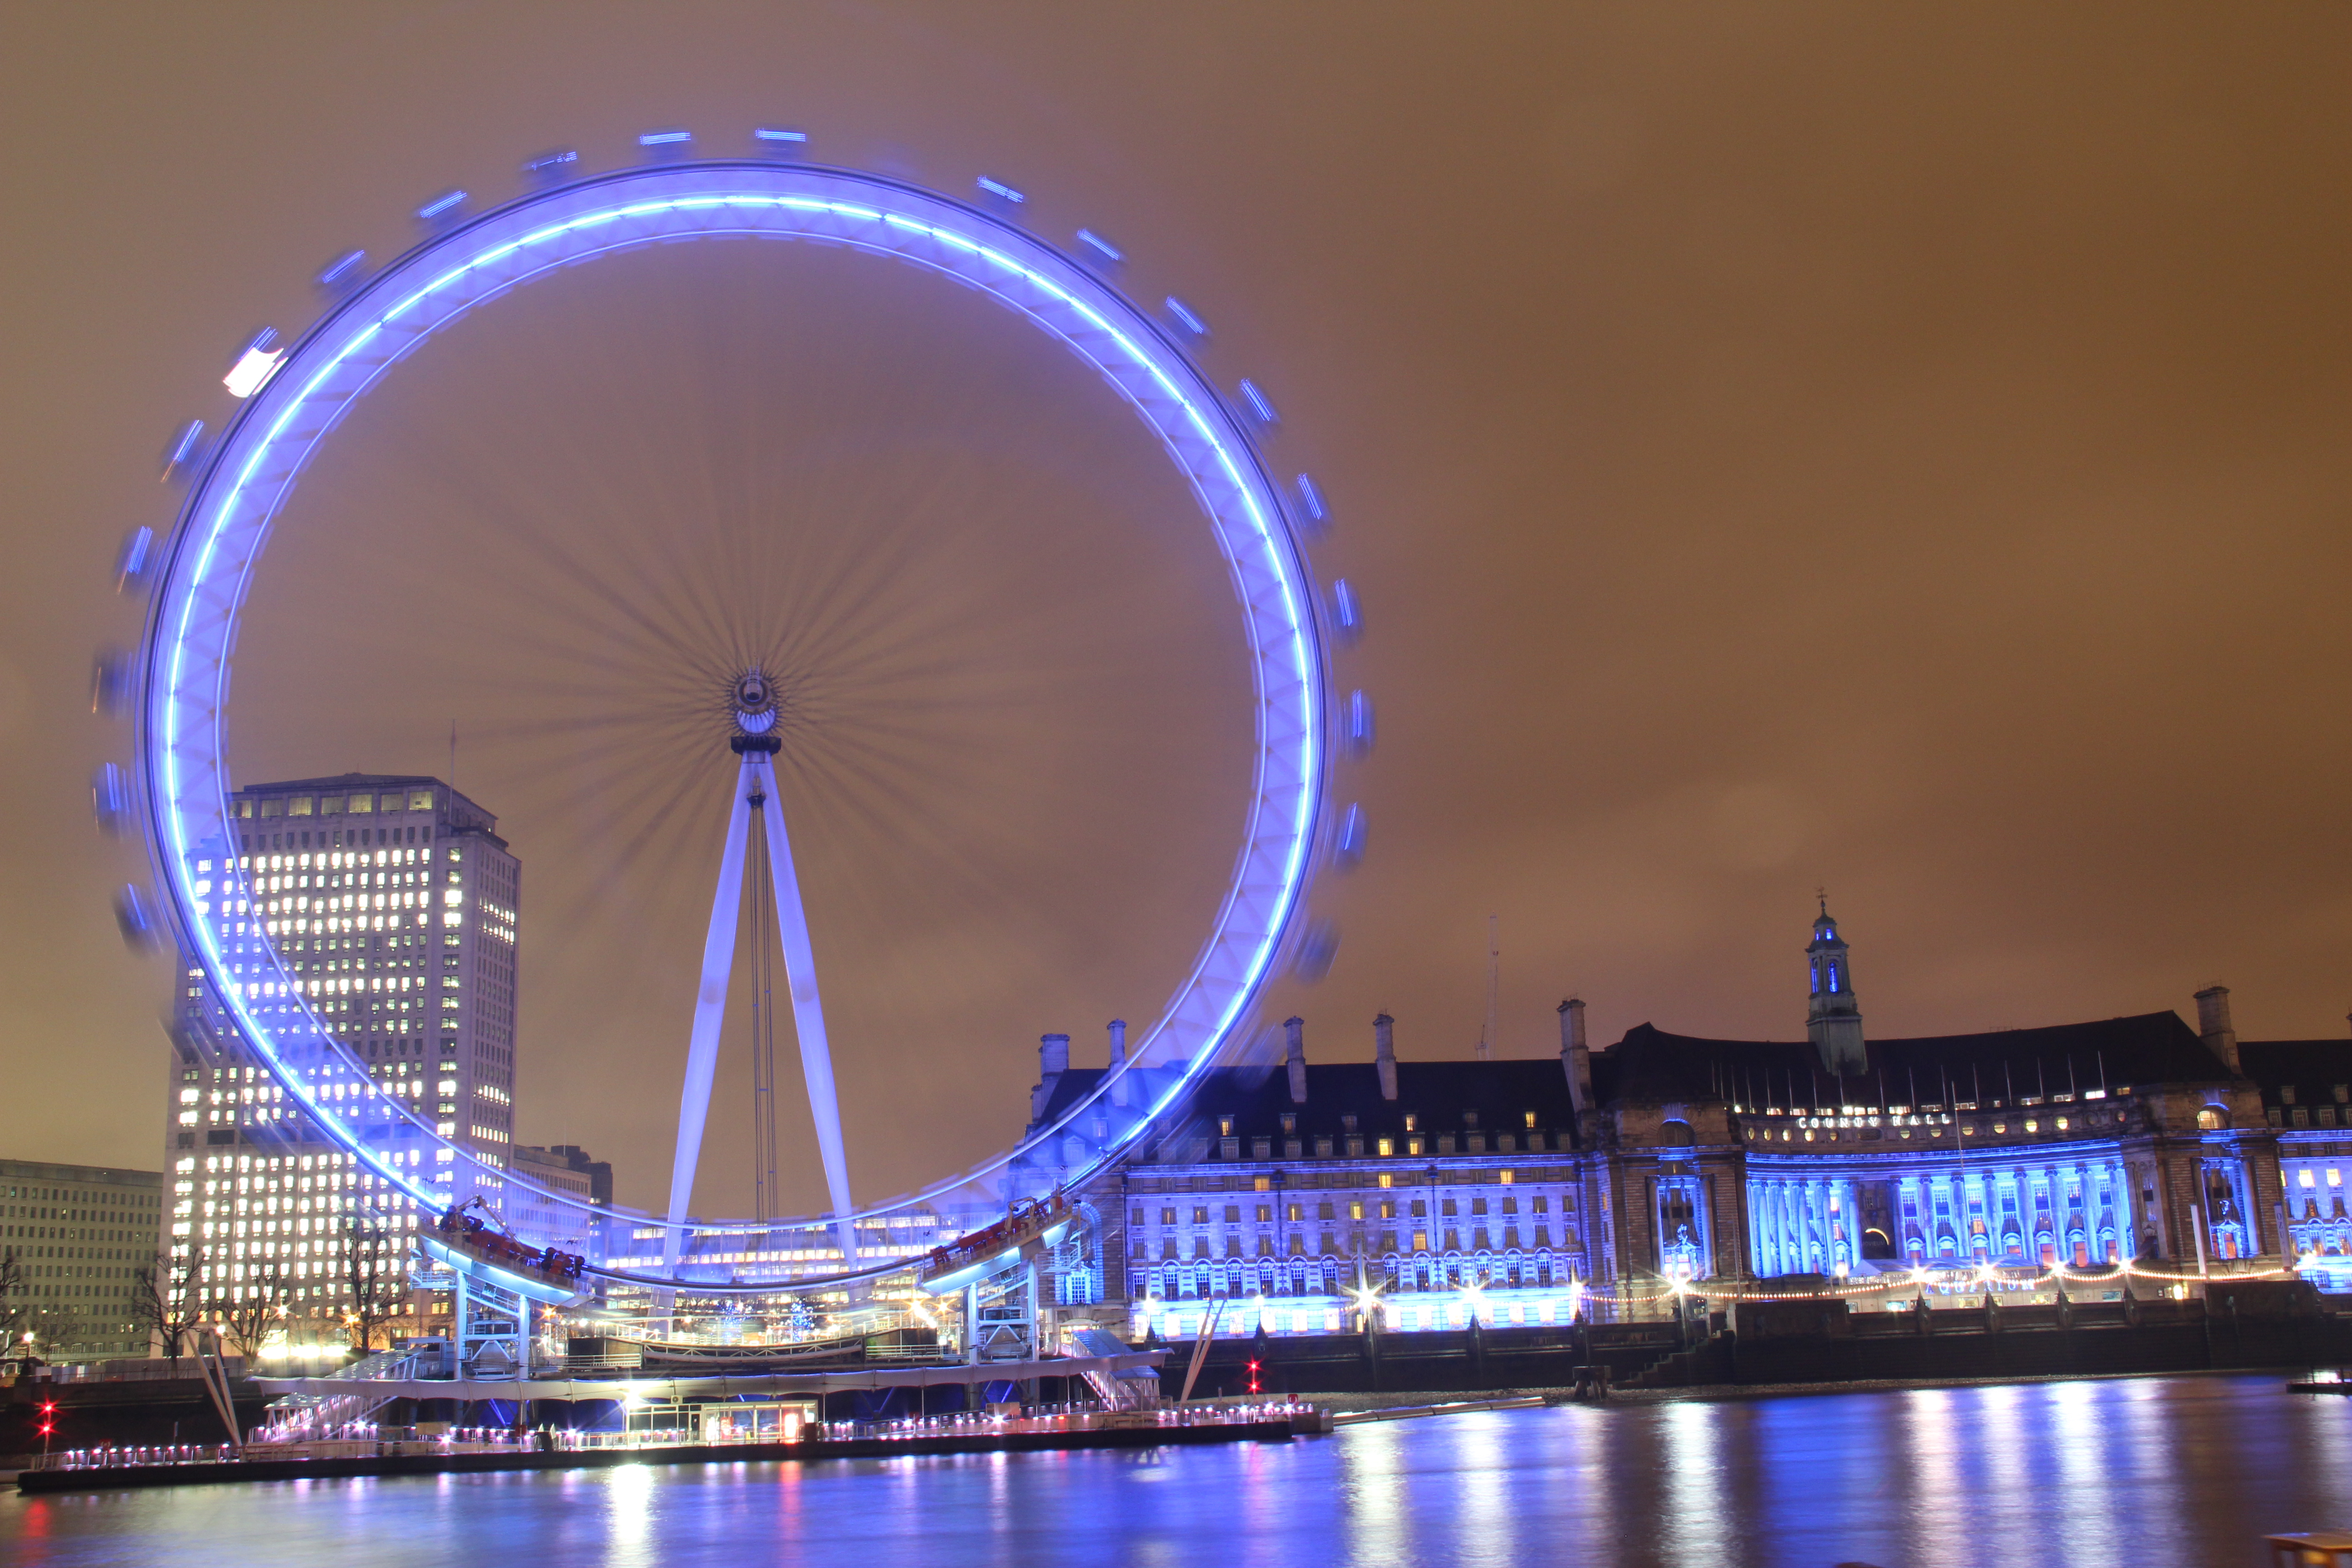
(102, 133, 1370, 1296)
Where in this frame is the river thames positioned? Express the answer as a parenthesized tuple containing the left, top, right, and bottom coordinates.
(6, 1376, 2347, 1566)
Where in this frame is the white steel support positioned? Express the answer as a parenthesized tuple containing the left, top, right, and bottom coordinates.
(755, 763, 856, 1263)
(666, 754, 858, 1285)
(665, 761, 760, 1275)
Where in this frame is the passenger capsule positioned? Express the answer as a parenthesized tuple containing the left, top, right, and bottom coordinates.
(1343, 690, 1375, 756)
(90, 649, 134, 717)
(1329, 579, 1362, 643)
(521, 149, 579, 184)
(159, 420, 206, 482)
(1335, 803, 1366, 869)
(92, 763, 132, 836)
(1291, 920, 1340, 983)
(415, 190, 468, 228)
(1164, 297, 1210, 339)
(114, 883, 162, 952)
(114, 526, 155, 597)
(1238, 379, 1280, 430)
(316, 250, 367, 295)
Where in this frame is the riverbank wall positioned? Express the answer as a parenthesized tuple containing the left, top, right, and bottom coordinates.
(1157, 1281, 2352, 1396)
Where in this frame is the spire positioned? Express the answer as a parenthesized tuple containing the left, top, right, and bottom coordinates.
(1806, 900, 1867, 1077)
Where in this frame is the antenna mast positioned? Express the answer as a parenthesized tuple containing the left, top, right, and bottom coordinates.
(1479, 914, 1499, 1062)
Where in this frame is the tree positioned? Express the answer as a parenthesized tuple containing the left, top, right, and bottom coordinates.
(208, 1258, 288, 1362)
(131, 1246, 207, 1373)
(338, 1210, 406, 1355)
(0, 1247, 27, 1352)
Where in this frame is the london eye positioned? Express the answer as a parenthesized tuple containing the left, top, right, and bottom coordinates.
(106, 137, 1366, 1312)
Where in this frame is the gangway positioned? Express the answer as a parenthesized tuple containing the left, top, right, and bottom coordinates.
(1066, 1327, 1161, 1411)
(260, 1345, 429, 1439)
(917, 1194, 1085, 1366)
(417, 1202, 589, 1377)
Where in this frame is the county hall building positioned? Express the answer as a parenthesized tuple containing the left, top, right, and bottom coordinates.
(1026, 906, 2350, 1337)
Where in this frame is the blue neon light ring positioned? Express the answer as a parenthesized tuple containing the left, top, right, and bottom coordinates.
(136, 160, 1332, 1288)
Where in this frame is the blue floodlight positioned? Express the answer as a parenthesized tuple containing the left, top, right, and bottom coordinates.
(976, 175, 1026, 204)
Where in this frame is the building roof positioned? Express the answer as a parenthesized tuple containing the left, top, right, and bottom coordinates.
(2237, 1040, 2352, 1107)
(1037, 1058, 1582, 1147)
(1593, 1010, 2233, 1108)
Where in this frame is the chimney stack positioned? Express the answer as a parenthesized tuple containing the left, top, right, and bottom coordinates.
(1373, 1013, 1398, 1101)
(1031, 1032, 1071, 1122)
(1285, 1016, 1308, 1104)
(1558, 997, 1592, 1115)
(2194, 987, 2240, 1074)
(1107, 1019, 1129, 1107)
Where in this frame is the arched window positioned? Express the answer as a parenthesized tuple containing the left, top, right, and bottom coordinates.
(2198, 1106, 2229, 1131)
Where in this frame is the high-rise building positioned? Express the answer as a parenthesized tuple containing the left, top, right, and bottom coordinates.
(165, 774, 523, 1326)
(0, 1160, 164, 1364)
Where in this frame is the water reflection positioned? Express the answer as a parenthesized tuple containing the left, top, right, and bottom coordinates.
(3, 1377, 2346, 1567)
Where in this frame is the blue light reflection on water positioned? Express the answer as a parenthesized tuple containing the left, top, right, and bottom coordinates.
(5, 1377, 2348, 1567)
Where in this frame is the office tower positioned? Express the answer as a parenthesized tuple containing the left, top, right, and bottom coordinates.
(165, 774, 521, 1328)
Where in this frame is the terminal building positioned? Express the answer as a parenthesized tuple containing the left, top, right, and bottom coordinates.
(164, 774, 600, 1338)
(1025, 906, 2352, 1338)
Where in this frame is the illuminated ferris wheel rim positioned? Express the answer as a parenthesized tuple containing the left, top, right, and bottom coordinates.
(133, 155, 1339, 1286)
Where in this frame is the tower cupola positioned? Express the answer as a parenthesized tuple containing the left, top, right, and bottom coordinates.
(1805, 898, 1867, 1076)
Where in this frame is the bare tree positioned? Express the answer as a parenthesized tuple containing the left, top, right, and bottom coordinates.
(0, 1247, 27, 1351)
(208, 1258, 288, 1362)
(338, 1212, 406, 1355)
(131, 1247, 207, 1373)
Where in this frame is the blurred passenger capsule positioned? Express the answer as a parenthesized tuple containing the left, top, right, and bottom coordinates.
(753, 127, 808, 157)
(1237, 379, 1280, 430)
(316, 249, 367, 296)
(1075, 229, 1124, 270)
(222, 328, 284, 399)
(521, 148, 579, 185)
(114, 526, 156, 597)
(114, 883, 163, 953)
(159, 420, 206, 482)
(415, 190, 468, 229)
(1335, 803, 1367, 869)
(637, 129, 692, 159)
(1294, 473, 1330, 533)
(1163, 297, 1210, 340)
(1328, 578, 1362, 643)
(1343, 689, 1376, 757)
(976, 175, 1027, 207)
(1290, 919, 1341, 984)
(90, 649, 135, 717)
(92, 763, 132, 836)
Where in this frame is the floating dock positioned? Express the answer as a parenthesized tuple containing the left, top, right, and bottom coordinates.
(17, 1414, 1307, 1493)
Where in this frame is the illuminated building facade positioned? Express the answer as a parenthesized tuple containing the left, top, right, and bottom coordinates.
(0, 1159, 164, 1364)
(163, 774, 529, 1320)
(1032, 907, 2342, 1335)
